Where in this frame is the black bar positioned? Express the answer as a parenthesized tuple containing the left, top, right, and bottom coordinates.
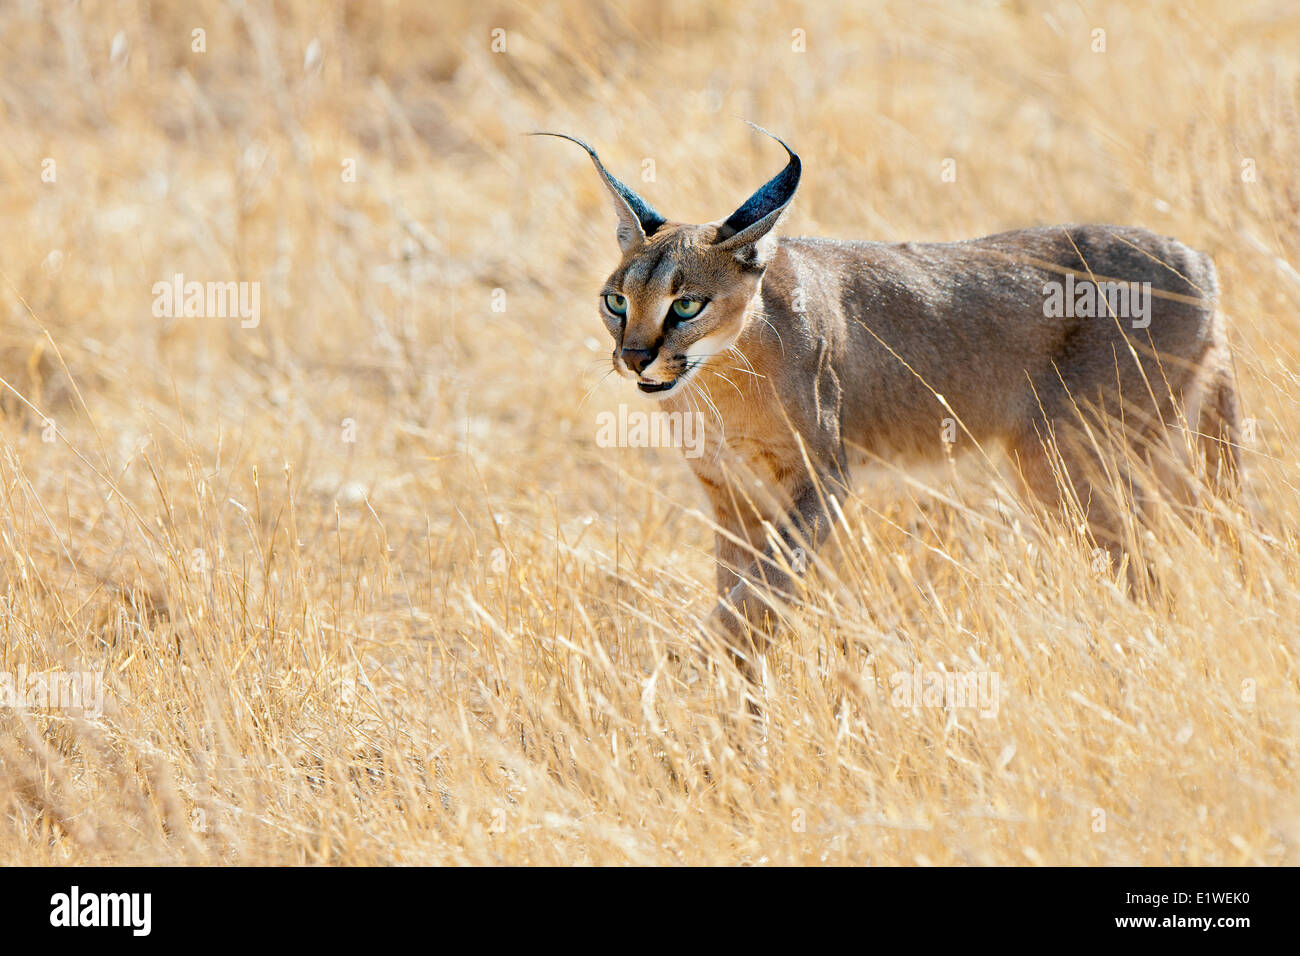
(0, 866, 1278, 943)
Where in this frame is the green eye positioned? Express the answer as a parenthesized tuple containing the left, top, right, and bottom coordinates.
(604, 293, 628, 316)
(671, 298, 705, 320)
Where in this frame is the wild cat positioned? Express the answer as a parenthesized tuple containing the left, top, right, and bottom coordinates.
(535, 126, 1240, 676)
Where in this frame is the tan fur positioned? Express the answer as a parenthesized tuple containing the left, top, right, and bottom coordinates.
(543, 130, 1241, 675)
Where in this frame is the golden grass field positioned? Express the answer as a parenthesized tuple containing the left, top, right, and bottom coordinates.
(0, 0, 1297, 865)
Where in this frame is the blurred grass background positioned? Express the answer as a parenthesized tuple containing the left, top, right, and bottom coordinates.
(0, 0, 1297, 863)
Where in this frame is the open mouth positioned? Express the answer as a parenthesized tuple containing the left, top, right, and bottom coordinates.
(637, 379, 676, 393)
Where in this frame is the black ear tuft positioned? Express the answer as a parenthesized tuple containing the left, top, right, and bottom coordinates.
(529, 131, 665, 249)
(715, 123, 801, 246)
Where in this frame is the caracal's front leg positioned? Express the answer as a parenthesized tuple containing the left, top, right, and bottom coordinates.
(711, 495, 767, 599)
(706, 465, 850, 676)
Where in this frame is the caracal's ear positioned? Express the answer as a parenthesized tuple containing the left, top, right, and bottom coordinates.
(529, 131, 665, 252)
(713, 123, 801, 269)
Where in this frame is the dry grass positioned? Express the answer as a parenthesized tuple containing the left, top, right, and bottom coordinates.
(0, 0, 1297, 865)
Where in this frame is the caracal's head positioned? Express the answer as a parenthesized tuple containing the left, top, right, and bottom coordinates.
(534, 126, 800, 399)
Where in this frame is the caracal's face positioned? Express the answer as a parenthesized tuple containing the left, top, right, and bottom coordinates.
(599, 223, 763, 400)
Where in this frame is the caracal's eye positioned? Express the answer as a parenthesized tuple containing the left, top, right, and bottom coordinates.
(604, 293, 628, 316)
(671, 298, 705, 320)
